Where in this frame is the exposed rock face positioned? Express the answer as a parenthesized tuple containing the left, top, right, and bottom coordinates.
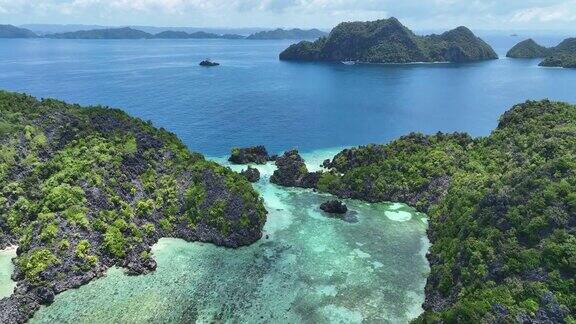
(0, 92, 267, 323)
(269, 150, 320, 189)
(240, 167, 260, 183)
(506, 39, 551, 58)
(280, 17, 497, 63)
(228, 146, 273, 164)
(320, 200, 348, 214)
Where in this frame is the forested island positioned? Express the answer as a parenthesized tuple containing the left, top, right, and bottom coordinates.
(507, 38, 576, 68)
(0, 92, 266, 323)
(151, 31, 244, 39)
(268, 100, 576, 323)
(246, 28, 327, 40)
(279, 17, 498, 63)
(0, 25, 37, 38)
(45, 27, 151, 39)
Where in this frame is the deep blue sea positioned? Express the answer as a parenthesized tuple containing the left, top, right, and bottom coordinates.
(0, 34, 574, 156)
(2, 34, 576, 323)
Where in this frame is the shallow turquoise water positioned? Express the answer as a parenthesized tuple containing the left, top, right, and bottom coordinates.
(30, 148, 430, 323)
(0, 246, 16, 299)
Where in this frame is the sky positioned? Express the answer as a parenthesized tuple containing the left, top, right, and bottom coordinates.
(1, 0, 576, 31)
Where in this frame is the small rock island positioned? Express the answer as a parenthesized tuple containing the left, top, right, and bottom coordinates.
(269, 150, 321, 188)
(279, 17, 498, 64)
(240, 167, 261, 183)
(320, 200, 348, 214)
(228, 146, 276, 164)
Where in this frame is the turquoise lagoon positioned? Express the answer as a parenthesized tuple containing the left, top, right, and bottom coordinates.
(0, 246, 16, 299)
(30, 149, 430, 323)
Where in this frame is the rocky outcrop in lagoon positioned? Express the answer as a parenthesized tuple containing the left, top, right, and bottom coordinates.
(0, 92, 267, 323)
(269, 150, 321, 189)
(240, 167, 260, 183)
(320, 200, 347, 214)
(280, 17, 497, 64)
(228, 146, 275, 164)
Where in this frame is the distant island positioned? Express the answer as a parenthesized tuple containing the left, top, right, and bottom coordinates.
(507, 38, 576, 68)
(0, 25, 326, 41)
(247, 28, 327, 40)
(279, 17, 498, 63)
(153, 31, 244, 39)
(45, 27, 151, 39)
(0, 25, 37, 38)
(0, 91, 266, 322)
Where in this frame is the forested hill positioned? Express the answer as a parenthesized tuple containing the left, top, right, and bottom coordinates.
(0, 25, 37, 38)
(507, 37, 576, 68)
(279, 17, 498, 63)
(0, 92, 267, 323)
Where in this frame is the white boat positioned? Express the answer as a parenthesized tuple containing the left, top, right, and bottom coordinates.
(342, 60, 356, 65)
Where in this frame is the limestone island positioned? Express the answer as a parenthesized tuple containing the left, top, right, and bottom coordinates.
(507, 38, 576, 68)
(270, 100, 576, 323)
(0, 92, 267, 323)
(228, 146, 276, 164)
(279, 17, 498, 64)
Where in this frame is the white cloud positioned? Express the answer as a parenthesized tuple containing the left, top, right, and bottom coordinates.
(1, 0, 575, 30)
(511, 1, 576, 23)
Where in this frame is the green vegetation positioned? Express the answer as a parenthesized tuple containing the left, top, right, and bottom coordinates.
(540, 53, 576, 69)
(16, 249, 59, 284)
(247, 28, 326, 40)
(507, 37, 576, 68)
(319, 100, 575, 322)
(506, 39, 551, 58)
(0, 91, 266, 321)
(280, 17, 497, 63)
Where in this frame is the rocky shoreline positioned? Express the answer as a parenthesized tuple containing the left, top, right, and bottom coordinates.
(244, 100, 576, 322)
(0, 92, 267, 323)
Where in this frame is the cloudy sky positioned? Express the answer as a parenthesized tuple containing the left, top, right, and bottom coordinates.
(1, 0, 575, 30)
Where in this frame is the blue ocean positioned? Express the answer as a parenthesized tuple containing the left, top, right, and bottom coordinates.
(0, 35, 573, 157)
(0, 34, 574, 323)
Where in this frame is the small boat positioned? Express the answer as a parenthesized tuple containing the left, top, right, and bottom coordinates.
(342, 60, 356, 65)
(200, 59, 220, 67)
